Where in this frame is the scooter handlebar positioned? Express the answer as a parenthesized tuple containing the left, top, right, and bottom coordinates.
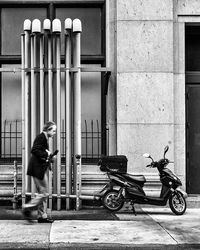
(146, 162, 157, 168)
(146, 159, 173, 169)
(146, 164, 152, 168)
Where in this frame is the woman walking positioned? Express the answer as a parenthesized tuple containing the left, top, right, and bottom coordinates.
(22, 121, 57, 223)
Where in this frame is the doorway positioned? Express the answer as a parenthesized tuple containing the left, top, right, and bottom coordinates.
(186, 25, 200, 194)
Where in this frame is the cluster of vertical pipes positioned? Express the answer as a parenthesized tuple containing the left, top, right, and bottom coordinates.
(21, 18, 82, 210)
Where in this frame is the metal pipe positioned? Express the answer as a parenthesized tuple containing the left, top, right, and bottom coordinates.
(105, 0, 110, 68)
(9, 123, 11, 160)
(72, 19, 82, 211)
(31, 19, 41, 141)
(44, 19, 53, 210)
(31, 19, 41, 193)
(21, 32, 26, 205)
(52, 23, 57, 198)
(85, 120, 88, 158)
(65, 18, 72, 210)
(53, 19, 62, 211)
(15, 120, 18, 159)
(30, 33, 35, 196)
(31, 19, 41, 195)
(24, 192, 100, 200)
(48, 34, 53, 209)
(40, 33, 44, 130)
(0, 67, 111, 73)
(13, 161, 18, 209)
(23, 20, 31, 196)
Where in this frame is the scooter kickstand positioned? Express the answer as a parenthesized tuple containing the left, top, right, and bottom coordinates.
(131, 203, 137, 216)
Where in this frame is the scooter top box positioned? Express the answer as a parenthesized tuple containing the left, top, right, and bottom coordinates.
(98, 155, 128, 173)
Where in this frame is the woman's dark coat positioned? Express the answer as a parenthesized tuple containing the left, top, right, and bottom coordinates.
(27, 132, 50, 180)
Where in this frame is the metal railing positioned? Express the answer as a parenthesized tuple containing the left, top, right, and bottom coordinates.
(0, 119, 103, 164)
(1, 120, 22, 163)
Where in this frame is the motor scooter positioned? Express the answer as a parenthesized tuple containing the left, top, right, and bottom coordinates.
(99, 146, 187, 215)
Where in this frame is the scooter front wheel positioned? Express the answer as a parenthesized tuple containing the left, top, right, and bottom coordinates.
(169, 191, 187, 215)
(102, 190, 124, 212)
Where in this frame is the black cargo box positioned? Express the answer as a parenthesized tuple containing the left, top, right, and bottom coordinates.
(98, 155, 127, 173)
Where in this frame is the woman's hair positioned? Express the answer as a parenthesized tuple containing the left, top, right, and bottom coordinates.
(43, 121, 56, 132)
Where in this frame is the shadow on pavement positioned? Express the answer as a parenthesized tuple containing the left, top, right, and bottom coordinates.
(0, 206, 119, 220)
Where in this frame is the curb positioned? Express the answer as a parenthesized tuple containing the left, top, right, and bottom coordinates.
(1, 242, 200, 250)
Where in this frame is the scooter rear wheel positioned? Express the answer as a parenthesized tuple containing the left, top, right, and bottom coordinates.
(102, 190, 124, 212)
(169, 191, 186, 215)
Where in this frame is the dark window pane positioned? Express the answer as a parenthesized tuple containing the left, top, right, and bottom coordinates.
(56, 8, 102, 55)
(81, 65, 101, 158)
(186, 25, 200, 71)
(60, 64, 101, 125)
(1, 8, 47, 55)
(81, 66, 101, 126)
(1, 65, 21, 121)
(1, 65, 22, 159)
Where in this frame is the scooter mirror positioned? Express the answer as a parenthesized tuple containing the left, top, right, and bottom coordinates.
(164, 145, 169, 158)
(143, 153, 150, 158)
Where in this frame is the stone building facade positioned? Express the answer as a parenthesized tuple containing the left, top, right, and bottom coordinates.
(0, 0, 200, 202)
(107, 0, 200, 195)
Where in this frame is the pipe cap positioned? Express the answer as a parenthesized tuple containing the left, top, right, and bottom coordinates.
(32, 19, 41, 33)
(73, 19, 82, 33)
(52, 19, 61, 33)
(43, 19, 51, 31)
(23, 19, 31, 31)
(65, 18, 72, 30)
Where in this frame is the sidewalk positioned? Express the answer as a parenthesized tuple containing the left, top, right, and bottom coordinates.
(0, 205, 200, 249)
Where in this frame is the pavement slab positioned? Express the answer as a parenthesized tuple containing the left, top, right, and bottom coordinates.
(50, 219, 175, 246)
(142, 207, 200, 245)
(0, 220, 51, 249)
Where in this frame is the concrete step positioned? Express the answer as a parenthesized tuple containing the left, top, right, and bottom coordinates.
(186, 195, 200, 208)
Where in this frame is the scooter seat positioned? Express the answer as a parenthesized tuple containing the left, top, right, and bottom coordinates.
(122, 173, 146, 183)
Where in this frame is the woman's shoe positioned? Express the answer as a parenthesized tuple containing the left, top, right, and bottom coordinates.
(38, 217, 54, 223)
(22, 209, 33, 222)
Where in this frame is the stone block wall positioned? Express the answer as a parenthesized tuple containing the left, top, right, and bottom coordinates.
(115, 0, 174, 174)
(107, 0, 200, 190)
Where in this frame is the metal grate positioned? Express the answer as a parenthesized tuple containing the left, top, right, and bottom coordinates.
(1, 120, 22, 163)
(0, 119, 103, 164)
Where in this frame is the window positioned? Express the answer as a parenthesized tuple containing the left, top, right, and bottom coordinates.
(56, 8, 102, 55)
(1, 8, 47, 55)
(186, 25, 200, 71)
(0, 1, 105, 162)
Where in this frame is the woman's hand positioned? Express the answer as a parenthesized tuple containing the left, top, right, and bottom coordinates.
(45, 149, 51, 156)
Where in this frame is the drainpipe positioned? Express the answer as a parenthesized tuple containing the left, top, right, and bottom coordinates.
(31, 19, 41, 196)
(43, 18, 53, 210)
(40, 32, 44, 131)
(65, 18, 72, 210)
(72, 19, 82, 211)
(52, 19, 62, 211)
(21, 29, 25, 205)
(23, 19, 31, 201)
